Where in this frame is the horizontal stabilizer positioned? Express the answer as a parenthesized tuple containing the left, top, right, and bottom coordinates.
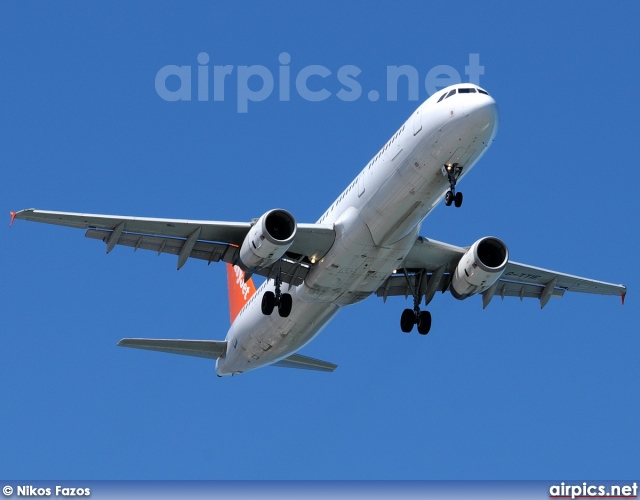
(272, 353, 337, 372)
(118, 339, 336, 372)
(117, 338, 227, 359)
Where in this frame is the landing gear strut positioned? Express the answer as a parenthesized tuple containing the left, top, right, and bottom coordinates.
(261, 269, 292, 318)
(399, 270, 432, 335)
(443, 163, 463, 208)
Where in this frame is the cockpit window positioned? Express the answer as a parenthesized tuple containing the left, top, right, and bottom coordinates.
(437, 92, 447, 103)
(458, 88, 476, 93)
(445, 89, 457, 99)
(477, 88, 489, 95)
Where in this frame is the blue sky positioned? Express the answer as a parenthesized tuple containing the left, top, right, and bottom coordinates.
(1, 1, 638, 480)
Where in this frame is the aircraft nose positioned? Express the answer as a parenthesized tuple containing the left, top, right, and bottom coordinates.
(466, 96, 499, 139)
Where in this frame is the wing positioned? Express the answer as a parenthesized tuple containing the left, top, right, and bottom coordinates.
(12, 208, 335, 286)
(377, 236, 626, 308)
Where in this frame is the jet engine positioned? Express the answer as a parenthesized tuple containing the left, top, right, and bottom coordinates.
(450, 236, 509, 300)
(238, 209, 297, 272)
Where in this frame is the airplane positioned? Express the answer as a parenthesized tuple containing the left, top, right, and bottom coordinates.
(11, 83, 626, 376)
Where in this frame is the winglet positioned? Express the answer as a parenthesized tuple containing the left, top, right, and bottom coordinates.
(622, 290, 626, 306)
(227, 264, 257, 324)
(9, 211, 16, 227)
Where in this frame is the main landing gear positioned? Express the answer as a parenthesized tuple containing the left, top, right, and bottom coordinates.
(399, 270, 432, 335)
(261, 272, 292, 318)
(443, 163, 463, 208)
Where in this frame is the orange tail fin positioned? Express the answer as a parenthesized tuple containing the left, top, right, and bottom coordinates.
(226, 264, 257, 324)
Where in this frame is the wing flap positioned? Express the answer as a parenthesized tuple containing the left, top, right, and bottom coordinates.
(376, 273, 449, 300)
(117, 338, 227, 359)
(272, 353, 337, 372)
(85, 229, 239, 264)
(85, 229, 310, 286)
(503, 261, 626, 296)
(493, 281, 566, 300)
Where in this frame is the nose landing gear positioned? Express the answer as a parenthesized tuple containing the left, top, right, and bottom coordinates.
(443, 163, 463, 208)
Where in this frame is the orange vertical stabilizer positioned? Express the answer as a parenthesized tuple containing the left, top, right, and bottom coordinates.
(226, 264, 257, 324)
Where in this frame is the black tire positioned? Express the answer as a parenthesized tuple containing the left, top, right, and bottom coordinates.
(400, 309, 415, 333)
(445, 191, 453, 206)
(417, 310, 432, 335)
(278, 293, 293, 318)
(261, 291, 275, 315)
(454, 191, 463, 208)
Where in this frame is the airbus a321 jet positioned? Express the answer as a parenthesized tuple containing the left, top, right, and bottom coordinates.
(11, 83, 626, 376)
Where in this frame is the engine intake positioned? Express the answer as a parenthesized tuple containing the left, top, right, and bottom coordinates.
(238, 209, 296, 272)
(450, 236, 508, 300)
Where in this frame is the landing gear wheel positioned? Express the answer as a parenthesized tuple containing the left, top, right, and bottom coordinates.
(400, 309, 415, 333)
(278, 293, 292, 318)
(445, 191, 454, 206)
(398, 269, 433, 336)
(454, 191, 463, 208)
(417, 310, 432, 335)
(264, 263, 294, 317)
(261, 291, 275, 315)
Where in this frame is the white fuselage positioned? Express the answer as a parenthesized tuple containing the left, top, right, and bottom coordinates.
(216, 84, 498, 376)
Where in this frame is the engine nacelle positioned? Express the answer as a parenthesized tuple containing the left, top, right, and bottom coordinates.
(450, 236, 509, 300)
(238, 209, 296, 272)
